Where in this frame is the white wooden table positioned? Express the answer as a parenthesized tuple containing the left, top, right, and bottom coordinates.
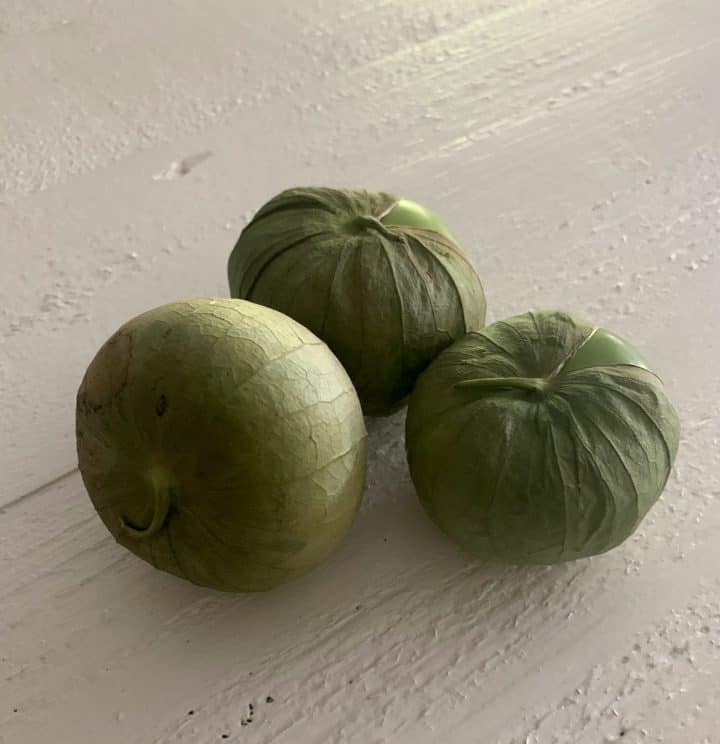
(2, 2, 719, 742)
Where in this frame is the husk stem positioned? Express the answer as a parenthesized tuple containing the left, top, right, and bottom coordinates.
(119, 469, 173, 539)
(455, 376, 549, 394)
(349, 214, 397, 239)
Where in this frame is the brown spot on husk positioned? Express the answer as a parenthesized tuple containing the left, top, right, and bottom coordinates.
(78, 330, 132, 410)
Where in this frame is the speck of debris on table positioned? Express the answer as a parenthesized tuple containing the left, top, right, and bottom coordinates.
(265, 696, 274, 703)
(221, 735, 229, 739)
(355, 604, 361, 611)
(187, 710, 195, 716)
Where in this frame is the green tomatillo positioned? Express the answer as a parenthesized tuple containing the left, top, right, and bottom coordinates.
(228, 187, 487, 416)
(405, 310, 680, 564)
(76, 298, 367, 592)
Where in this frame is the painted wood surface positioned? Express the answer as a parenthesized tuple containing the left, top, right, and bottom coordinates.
(2, 1, 719, 742)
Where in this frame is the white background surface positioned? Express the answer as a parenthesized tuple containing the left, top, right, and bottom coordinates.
(2, 1, 719, 742)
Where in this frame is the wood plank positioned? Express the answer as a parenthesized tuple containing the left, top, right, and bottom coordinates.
(2, 1, 719, 742)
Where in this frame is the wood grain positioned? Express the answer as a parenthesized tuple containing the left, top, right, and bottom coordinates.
(2, 1, 719, 742)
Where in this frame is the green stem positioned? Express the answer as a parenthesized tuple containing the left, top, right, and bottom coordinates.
(350, 214, 397, 238)
(119, 470, 172, 540)
(455, 376, 548, 394)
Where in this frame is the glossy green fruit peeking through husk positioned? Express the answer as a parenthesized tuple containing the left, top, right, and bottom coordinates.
(228, 187, 487, 416)
(405, 310, 680, 564)
(76, 299, 367, 592)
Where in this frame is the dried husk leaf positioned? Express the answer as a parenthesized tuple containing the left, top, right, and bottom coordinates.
(405, 310, 680, 564)
(76, 299, 367, 591)
(228, 187, 487, 415)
